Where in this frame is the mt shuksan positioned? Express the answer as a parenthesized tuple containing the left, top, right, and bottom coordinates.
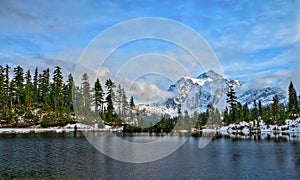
(165, 70, 285, 114)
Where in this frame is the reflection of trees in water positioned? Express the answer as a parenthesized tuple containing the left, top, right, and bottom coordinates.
(216, 131, 300, 142)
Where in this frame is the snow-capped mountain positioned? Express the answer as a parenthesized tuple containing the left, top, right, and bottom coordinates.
(165, 70, 286, 114)
(137, 70, 287, 118)
(165, 70, 243, 114)
(237, 87, 286, 106)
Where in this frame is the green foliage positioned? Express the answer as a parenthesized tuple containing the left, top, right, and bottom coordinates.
(124, 117, 177, 133)
(52, 66, 64, 113)
(242, 103, 250, 122)
(105, 79, 116, 122)
(288, 81, 298, 115)
(0, 65, 75, 127)
(0, 66, 5, 112)
(13, 66, 25, 105)
(94, 78, 104, 113)
(0, 64, 298, 129)
(223, 107, 230, 125)
(63, 74, 74, 113)
(130, 96, 135, 109)
(223, 83, 293, 126)
(226, 85, 238, 123)
(272, 95, 280, 119)
(251, 100, 258, 121)
(81, 73, 92, 114)
(258, 100, 263, 117)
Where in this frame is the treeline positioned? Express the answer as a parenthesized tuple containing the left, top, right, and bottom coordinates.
(0, 65, 74, 127)
(171, 81, 300, 130)
(174, 105, 222, 130)
(223, 82, 300, 125)
(73, 73, 135, 124)
(0, 64, 135, 127)
(1, 64, 299, 129)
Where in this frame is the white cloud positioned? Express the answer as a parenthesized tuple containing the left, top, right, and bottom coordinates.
(94, 66, 175, 104)
(291, 67, 300, 93)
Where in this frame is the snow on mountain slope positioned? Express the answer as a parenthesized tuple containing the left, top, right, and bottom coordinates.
(138, 70, 287, 117)
(237, 87, 286, 106)
(166, 70, 243, 114)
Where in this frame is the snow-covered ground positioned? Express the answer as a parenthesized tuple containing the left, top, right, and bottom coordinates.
(217, 118, 300, 135)
(0, 123, 123, 134)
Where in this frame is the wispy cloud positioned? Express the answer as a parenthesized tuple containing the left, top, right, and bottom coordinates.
(0, 0, 299, 92)
(95, 66, 175, 104)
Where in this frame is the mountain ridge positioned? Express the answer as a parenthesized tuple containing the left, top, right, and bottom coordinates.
(164, 70, 286, 115)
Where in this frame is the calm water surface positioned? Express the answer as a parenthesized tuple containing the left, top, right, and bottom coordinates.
(0, 132, 300, 179)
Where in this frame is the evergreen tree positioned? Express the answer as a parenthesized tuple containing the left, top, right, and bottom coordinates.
(63, 74, 74, 112)
(52, 66, 64, 113)
(105, 79, 116, 122)
(40, 69, 51, 110)
(32, 67, 39, 106)
(121, 88, 128, 116)
(242, 103, 250, 122)
(236, 102, 242, 122)
(130, 96, 135, 109)
(214, 108, 222, 124)
(116, 84, 122, 115)
(199, 111, 208, 126)
(94, 78, 104, 113)
(24, 70, 32, 108)
(288, 81, 298, 114)
(272, 95, 280, 121)
(223, 107, 230, 124)
(81, 73, 91, 114)
(4, 65, 10, 108)
(73, 86, 83, 114)
(251, 100, 258, 120)
(193, 111, 199, 127)
(298, 95, 300, 113)
(0, 66, 5, 113)
(13, 66, 25, 105)
(226, 85, 237, 123)
(129, 95, 135, 119)
(9, 79, 16, 111)
(258, 100, 263, 117)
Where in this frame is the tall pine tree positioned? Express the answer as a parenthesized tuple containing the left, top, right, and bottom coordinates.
(4, 65, 10, 108)
(226, 84, 237, 123)
(105, 79, 115, 122)
(32, 67, 39, 106)
(81, 73, 91, 114)
(272, 95, 280, 121)
(52, 66, 64, 113)
(288, 81, 298, 114)
(24, 70, 32, 109)
(64, 74, 74, 112)
(40, 68, 51, 110)
(0, 66, 5, 113)
(121, 88, 128, 116)
(13, 66, 25, 105)
(94, 78, 104, 113)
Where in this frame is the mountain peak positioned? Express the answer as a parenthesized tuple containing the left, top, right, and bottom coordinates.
(237, 86, 286, 106)
(197, 69, 224, 80)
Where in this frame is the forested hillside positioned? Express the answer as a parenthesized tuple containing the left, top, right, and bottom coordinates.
(0, 65, 134, 128)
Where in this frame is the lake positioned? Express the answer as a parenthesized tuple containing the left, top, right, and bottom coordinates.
(0, 132, 300, 179)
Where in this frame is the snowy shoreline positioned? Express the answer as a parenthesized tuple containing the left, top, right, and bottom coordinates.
(0, 123, 123, 134)
(2, 118, 300, 135)
(0, 128, 122, 134)
(216, 118, 300, 135)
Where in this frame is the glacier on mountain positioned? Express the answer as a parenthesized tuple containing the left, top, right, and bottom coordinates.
(140, 70, 287, 117)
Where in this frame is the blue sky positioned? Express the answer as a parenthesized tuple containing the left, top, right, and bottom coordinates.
(1, 0, 300, 95)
